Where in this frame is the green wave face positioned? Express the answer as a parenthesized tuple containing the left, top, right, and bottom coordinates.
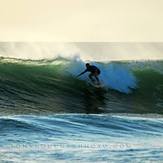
(0, 58, 163, 115)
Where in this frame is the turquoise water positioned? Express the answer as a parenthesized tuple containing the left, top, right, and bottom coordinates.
(0, 57, 163, 162)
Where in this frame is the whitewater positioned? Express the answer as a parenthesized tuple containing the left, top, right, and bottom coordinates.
(0, 43, 163, 162)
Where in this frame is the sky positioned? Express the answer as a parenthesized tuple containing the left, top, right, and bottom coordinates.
(0, 0, 163, 60)
(0, 0, 163, 41)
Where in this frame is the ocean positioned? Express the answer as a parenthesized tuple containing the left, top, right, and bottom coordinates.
(0, 56, 163, 162)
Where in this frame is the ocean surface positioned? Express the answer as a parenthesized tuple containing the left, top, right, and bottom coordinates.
(0, 57, 163, 162)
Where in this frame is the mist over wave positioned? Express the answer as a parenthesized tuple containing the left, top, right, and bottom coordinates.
(1, 42, 163, 61)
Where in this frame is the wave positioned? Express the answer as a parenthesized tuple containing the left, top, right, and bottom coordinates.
(1, 114, 163, 162)
(1, 114, 163, 136)
(0, 57, 163, 115)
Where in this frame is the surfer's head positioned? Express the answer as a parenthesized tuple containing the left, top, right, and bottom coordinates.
(86, 63, 90, 68)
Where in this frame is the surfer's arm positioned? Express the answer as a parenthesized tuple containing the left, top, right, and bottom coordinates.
(77, 69, 88, 77)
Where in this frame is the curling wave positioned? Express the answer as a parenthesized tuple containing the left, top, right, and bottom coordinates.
(0, 57, 163, 115)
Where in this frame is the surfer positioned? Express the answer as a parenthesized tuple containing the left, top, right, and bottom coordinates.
(77, 63, 101, 84)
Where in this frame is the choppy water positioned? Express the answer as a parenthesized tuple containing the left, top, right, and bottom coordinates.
(0, 57, 163, 162)
(1, 114, 163, 162)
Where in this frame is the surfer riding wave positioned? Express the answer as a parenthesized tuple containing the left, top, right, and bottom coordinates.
(77, 63, 101, 85)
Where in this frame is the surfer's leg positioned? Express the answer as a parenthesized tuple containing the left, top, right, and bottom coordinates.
(89, 73, 95, 82)
(94, 71, 100, 84)
(95, 76, 100, 85)
(95, 76, 99, 82)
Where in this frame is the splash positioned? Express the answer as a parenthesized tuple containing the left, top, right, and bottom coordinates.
(0, 42, 163, 61)
(67, 59, 137, 93)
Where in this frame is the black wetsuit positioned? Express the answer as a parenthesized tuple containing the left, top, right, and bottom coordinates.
(78, 65, 101, 83)
(83, 65, 101, 74)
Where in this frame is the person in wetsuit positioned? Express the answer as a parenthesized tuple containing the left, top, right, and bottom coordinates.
(77, 63, 101, 84)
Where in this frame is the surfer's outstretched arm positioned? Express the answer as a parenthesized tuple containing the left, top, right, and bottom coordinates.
(77, 69, 88, 77)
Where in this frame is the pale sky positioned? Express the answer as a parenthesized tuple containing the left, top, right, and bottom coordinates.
(0, 0, 163, 41)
